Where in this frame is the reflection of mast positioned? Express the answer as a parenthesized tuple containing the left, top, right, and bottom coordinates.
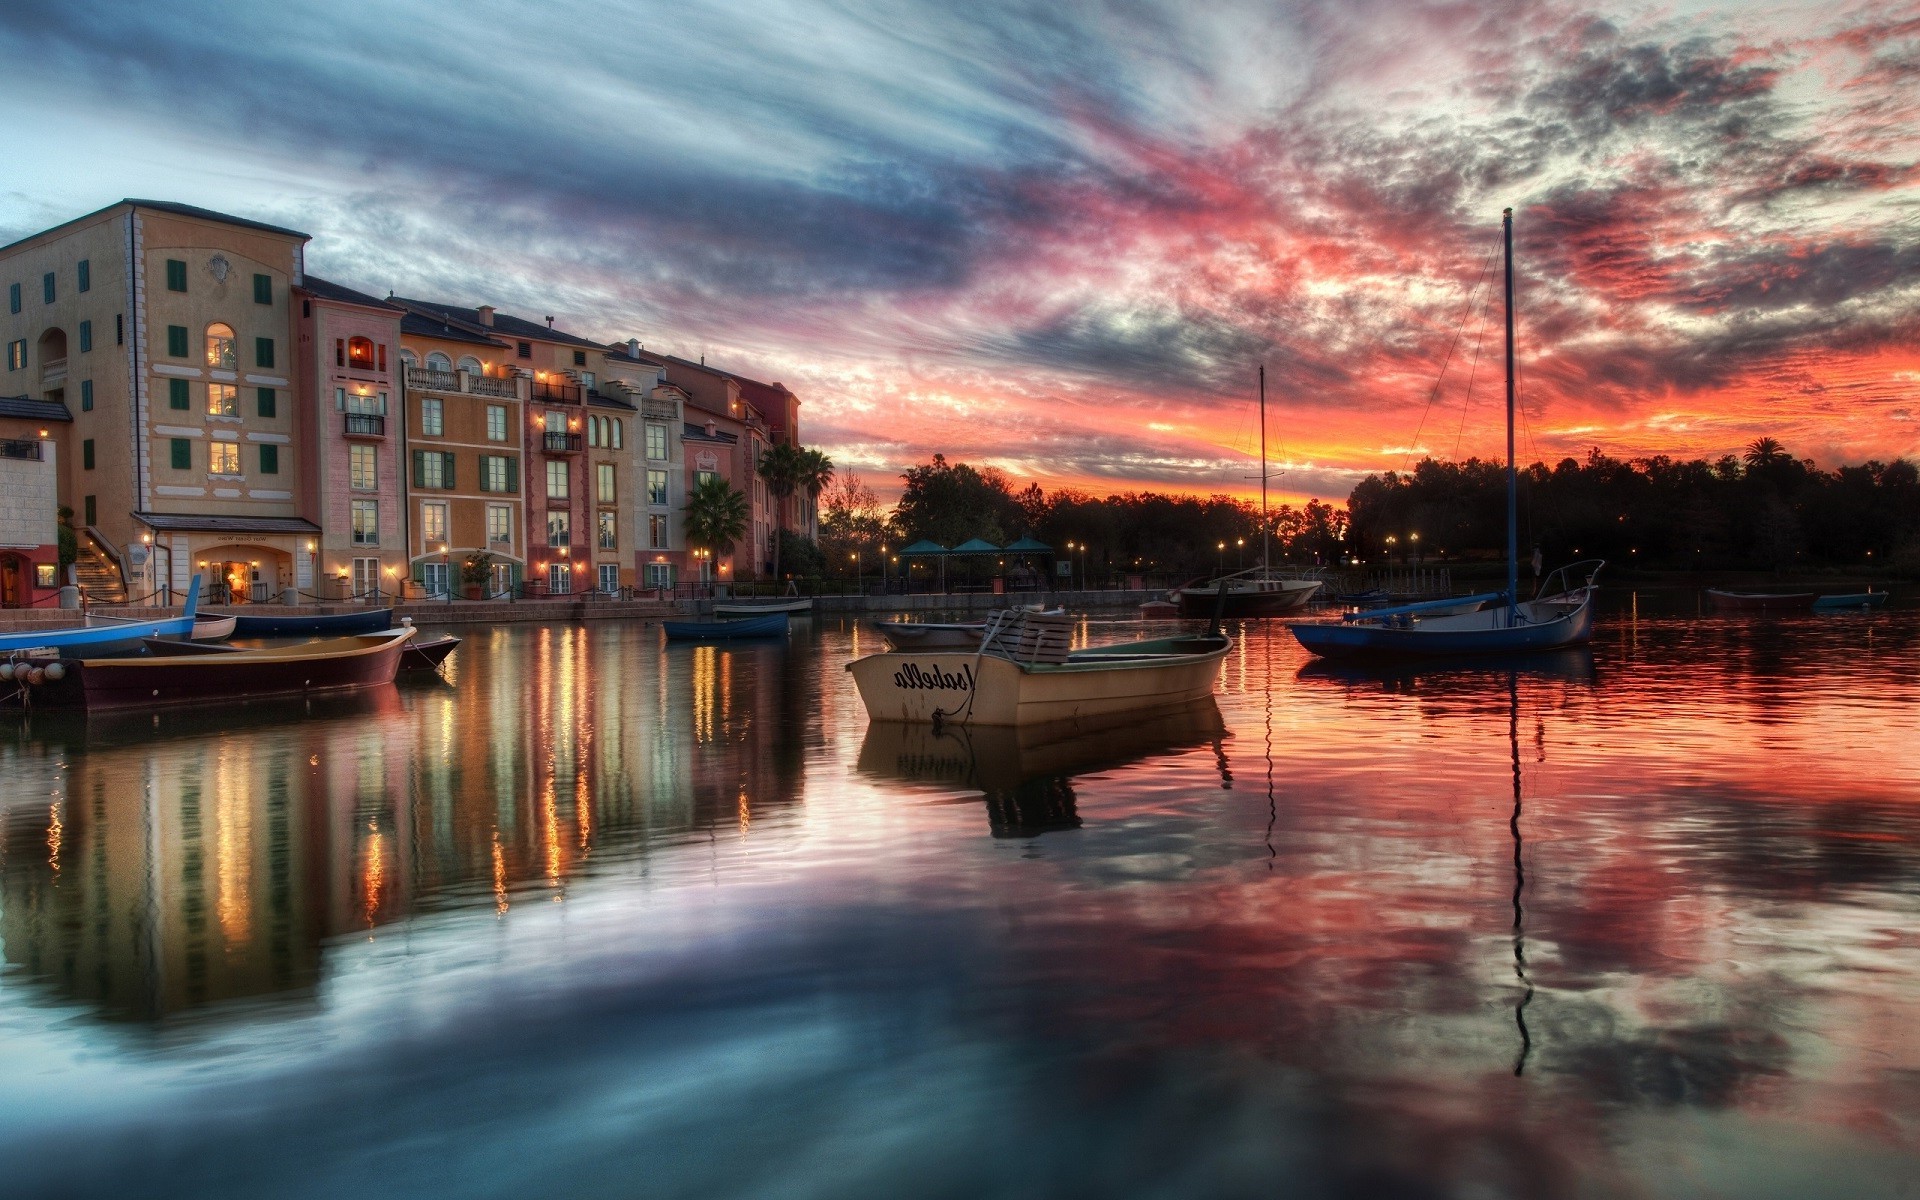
(1508, 671, 1533, 1076)
(1259, 364, 1269, 571)
(1264, 630, 1277, 868)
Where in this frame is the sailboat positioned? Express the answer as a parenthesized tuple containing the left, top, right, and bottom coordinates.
(1289, 209, 1603, 659)
(1172, 366, 1322, 617)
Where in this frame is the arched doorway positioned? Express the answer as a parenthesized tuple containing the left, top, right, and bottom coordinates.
(195, 544, 290, 604)
(0, 553, 27, 608)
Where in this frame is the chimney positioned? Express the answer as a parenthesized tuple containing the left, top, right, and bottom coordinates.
(627, 337, 640, 356)
(705, 420, 717, 437)
(545, 316, 555, 329)
(476, 305, 495, 327)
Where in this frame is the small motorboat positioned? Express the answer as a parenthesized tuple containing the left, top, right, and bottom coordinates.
(663, 612, 790, 640)
(0, 575, 202, 655)
(1706, 589, 1816, 613)
(711, 597, 812, 618)
(16, 627, 415, 710)
(229, 607, 395, 637)
(1812, 590, 1888, 611)
(872, 607, 1065, 651)
(190, 614, 237, 642)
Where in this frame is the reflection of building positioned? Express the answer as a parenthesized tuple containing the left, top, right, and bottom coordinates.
(0, 395, 69, 606)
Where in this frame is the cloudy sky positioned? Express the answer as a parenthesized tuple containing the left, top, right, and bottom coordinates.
(3, 0, 1916, 503)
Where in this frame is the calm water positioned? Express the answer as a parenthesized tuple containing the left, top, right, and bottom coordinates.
(2, 598, 1918, 1199)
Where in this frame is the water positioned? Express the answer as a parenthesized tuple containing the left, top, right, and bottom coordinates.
(2, 600, 1918, 1198)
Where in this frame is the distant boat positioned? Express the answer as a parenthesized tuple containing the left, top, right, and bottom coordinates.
(1706, 589, 1815, 613)
(20, 627, 415, 710)
(1289, 210, 1602, 660)
(0, 575, 202, 656)
(230, 607, 394, 637)
(1173, 569, 1321, 617)
(663, 612, 790, 640)
(712, 597, 812, 617)
(872, 607, 1064, 650)
(1812, 590, 1888, 611)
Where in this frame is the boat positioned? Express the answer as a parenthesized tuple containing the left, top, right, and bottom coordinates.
(1289, 209, 1602, 660)
(871, 607, 1065, 650)
(190, 615, 236, 642)
(1706, 589, 1815, 613)
(1137, 599, 1179, 619)
(846, 608, 1230, 727)
(1813, 590, 1888, 611)
(0, 575, 202, 656)
(663, 612, 790, 640)
(13, 627, 415, 710)
(229, 607, 394, 637)
(1173, 568, 1321, 617)
(401, 634, 461, 671)
(712, 597, 812, 617)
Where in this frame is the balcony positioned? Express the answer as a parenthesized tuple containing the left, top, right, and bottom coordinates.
(0, 438, 44, 461)
(344, 413, 386, 438)
(406, 366, 459, 392)
(533, 379, 581, 405)
(470, 375, 517, 398)
(641, 400, 678, 420)
(40, 356, 67, 382)
(543, 431, 583, 454)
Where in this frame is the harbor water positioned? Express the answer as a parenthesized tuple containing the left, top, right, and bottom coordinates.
(2, 597, 1917, 1197)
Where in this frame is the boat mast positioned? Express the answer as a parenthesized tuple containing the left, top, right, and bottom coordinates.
(1259, 364, 1269, 571)
(1502, 208, 1518, 623)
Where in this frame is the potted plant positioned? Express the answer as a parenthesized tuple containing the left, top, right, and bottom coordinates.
(461, 551, 494, 600)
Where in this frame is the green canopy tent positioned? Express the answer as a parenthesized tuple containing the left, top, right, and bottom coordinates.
(947, 537, 1002, 593)
(1002, 535, 1053, 593)
(899, 539, 947, 594)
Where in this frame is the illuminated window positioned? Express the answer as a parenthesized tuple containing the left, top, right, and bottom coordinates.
(597, 462, 616, 503)
(348, 337, 375, 369)
(209, 442, 240, 475)
(205, 323, 235, 369)
(349, 444, 377, 491)
(486, 504, 512, 546)
(207, 383, 238, 417)
(546, 459, 569, 500)
(421, 501, 448, 545)
(421, 398, 443, 436)
(35, 563, 57, 588)
(647, 469, 668, 507)
(597, 510, 617, 549)
(486, 405, 506, 441)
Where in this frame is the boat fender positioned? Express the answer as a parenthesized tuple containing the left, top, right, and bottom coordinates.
(26, 667, 45, 686)
(43, 662, 65, 682)
(401, 617, 413, 627)
(0, 663, 12, 682)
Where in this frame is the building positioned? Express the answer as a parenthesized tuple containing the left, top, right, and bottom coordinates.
(600, 341, 684, 589)
(1, 200, 317, 606)
(295, 276, 406, 600)
(0, 395, 70, 607)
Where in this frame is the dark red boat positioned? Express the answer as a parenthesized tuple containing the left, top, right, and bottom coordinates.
(1705, 588, 1816, 613)
(23, 628, 415, 710)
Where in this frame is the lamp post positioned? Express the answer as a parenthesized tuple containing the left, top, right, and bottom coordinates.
(1216, 541, 1225, 575)
(851, 550, 861, 593)
(1236, 537, 1245, 569)
(879, 543, 888, 593)
(1410, 532, 1421, 566)
(1385, 534, 1398, 565)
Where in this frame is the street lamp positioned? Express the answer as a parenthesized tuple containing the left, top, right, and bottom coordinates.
(879, 543, 888, 592)
(1410, 532, 1421, 565)
(1385, 534, 1398, 565)
(1236, 537, 1245, 569)
(1216, 541, 1226, 574)
(851, 549, 861, 591)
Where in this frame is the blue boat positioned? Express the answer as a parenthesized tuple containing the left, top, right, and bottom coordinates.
(1289, 209, 1602, 661)
(0, 575, 202, 655)
(230, 607, 394, 637)
(1813, 591, 1888, 611)
(662, 612, 790, 640)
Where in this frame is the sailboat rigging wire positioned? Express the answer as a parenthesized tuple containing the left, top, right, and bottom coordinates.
(1402, 235, 1503, 475)
(1450, 282, 1497, 462)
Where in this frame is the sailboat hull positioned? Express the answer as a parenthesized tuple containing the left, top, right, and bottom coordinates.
(1174, 578, 1319, 617)
(1288, 594, 1596, 659)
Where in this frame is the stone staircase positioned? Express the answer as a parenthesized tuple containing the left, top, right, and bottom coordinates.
(73, 534, 126, 603)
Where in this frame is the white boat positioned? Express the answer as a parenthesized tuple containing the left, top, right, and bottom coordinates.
(872, 607, 1064, 650)
(847, 609, 1230, 727)
(1173, 569, 1321, 617)
(190, 615, 237, 642)
(712, 597, 812, 617)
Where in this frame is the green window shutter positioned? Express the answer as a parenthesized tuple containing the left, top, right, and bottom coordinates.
(166, 325, 188, 357)
(255, 336, 274, 368)
(506, 457, 519, 493)
(166, 259, 187, 291)
(82, 439, 95, 470)
(84, 496, 96, 526)
(259, 445, 279, 474)
(168, 378, 190, 410)
(8, 283, 19, 313)
(170, 438, 191, 470)
(78, 320, 92, 353)
(77, 260, 90, 293)
(442, 451, 457, 488)
(43, 272, 55, 304)
(253, 273, 272, 305)
(257, 387, 276, 418)
(80, 380, 93, 411)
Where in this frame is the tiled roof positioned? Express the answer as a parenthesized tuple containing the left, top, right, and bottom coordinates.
(300, 274, 403, 312)
(684, 421, 738, 445)
(588, 391, 637, 411)
(134, 513, 322, 534)
(2, 198, 309, 254)
(389, 297, 606, 351)
(397, 311, 504, 347)
(0, 395, 74, 423)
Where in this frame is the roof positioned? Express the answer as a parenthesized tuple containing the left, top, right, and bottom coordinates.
(899, 539, 947, 555)
(300, 274, 404, 313)
(389, 297, 606, 351)
(134, 513, 322, 535)
(397, 310, 505, 348)
(588, 391, 637, 411)
(0, 395, 74, 423)
(949, 537, 1002, 554)
(684, 421, 738, 445)
(2, 198, 310, 254)
(1004, 536, 1053, 552)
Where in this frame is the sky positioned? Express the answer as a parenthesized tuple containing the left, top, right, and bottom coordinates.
(2, 0, 1916, 506)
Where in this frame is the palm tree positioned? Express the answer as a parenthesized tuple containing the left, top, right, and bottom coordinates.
(758, 441, 806, 581)
(796, 448, 835, 538)
(1743, 437, 1789, 474)
(683, 474, 749, 580)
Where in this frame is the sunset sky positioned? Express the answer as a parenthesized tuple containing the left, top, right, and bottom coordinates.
(3, 0, 1915, 505)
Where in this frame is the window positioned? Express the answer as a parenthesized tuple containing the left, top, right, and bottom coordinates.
(486, 405, 507, 441)
(425, 351, 452, 373)
(258, 444, 279, 474)
(516, 341, 531, 359)
(43, 272, 55, 304)
(597, 463, 616, 503)
(422, 561, 451, 597)
(253, 273, 272, 305)
(587, 416, 599, 448)
(421, 501, 448, 545)
(77, 260, 89, 292)
(486, 504, 512, 546)
(695, 469, 717, 488)
(210, 441, 240, 475)
(6, 340, 24, 371)
(598, 564, 619, 593)
(645, 422, 667, 460)
(412, 449, 454, 489)
(546, 510, 570, 548)
(480, 454, 515, 493)
(545, 459, 569, 500)
(573, 350, 587, 366)
(254, 336, 275, 368)
(168, 378, 190, 409)
(80, 380, 93, 411)
(457, 355, 482, 375)
(347, 336, 374, 369)
(167, 325, 188, 357)
(36, 563, 58, 588)
(352, 557, 380, 596)
(351, 499, 379, 545)
(7, 283, 17, 313)
(83, 495, 96, 526)
(647, 469, 669, 507)
(547, 564, 570, 595)
(597, 510, 617, 550)
(79, 320, 92, 353)
(257, 387, 276, 418)
(205, 324, 235, 369)
(648, 513, 669, 549)
(208, 383, 238, 417)
(421, 398, 443, 436)
(646, 562, 675, 589)
(165, 259, 187, 292)
(350, 444, 377, 491)
(82, 439, 95, 470)
(115, 314, 123, 345)
(543, 408, 566, 432)
(343, 388, 385, 415)
(611, 418, 622, 449)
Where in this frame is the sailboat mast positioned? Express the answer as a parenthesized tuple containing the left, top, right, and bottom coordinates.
(1502, 208, 1519, 621)
(1259, 364, 1269, 570)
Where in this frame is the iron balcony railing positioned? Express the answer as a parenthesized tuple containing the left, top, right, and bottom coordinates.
(344, 413, 386, 437)
(0, 438, 44, 461)
(543, 431, 583, 453)
(533, 380, 582, 404)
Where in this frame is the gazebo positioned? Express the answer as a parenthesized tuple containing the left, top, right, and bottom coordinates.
(946, 537, 1002, 593)
(1002, 536, 1053, 592)
(899, 539, 947, 593)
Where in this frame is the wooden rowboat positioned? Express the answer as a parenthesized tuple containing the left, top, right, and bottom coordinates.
(871, 607, 1065, 651)
(190, 615, 237, 642)
(229, 607, 394, 636)
(0, 575, 202, 655)
(141, 629, 459, 673)
(1812, 591, 1888, 611)
(663, 613, 790, 640)
(1706, 589, 1815, 613)
(712, 598, 812, 617)
(21, 627, 415, 710)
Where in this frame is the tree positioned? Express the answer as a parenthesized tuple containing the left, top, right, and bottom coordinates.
(758, 441, 806, 580)
(893, 454, 1023, 547)
(1743, 437, 1789, 474)
(820, 471, 886, 566)
(796, 448, 835, 532)
(683, 474, 750, 570)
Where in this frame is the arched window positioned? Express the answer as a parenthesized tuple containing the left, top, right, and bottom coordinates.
(458, 355, 483, 375)
(587, 417, 601, 448)
(611, 419, 623, 450)
(206, 323, 236, 370)
(348, 336, 375, 369)
(399, 348, 418, 369)
(426, 352, 453, 373)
